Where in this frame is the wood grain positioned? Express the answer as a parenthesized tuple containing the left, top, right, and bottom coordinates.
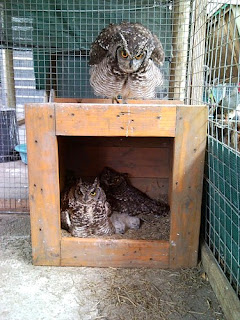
(169, 106, 207, 268)
(61, 237, 169, 268)
(25, 104, 61, 266)
(169, 1, 190, 100)
(58, 136, 172, 147)
(55, 104, 177, 137)
(55, 98, 184, 104)
(61, 146, 171, 178)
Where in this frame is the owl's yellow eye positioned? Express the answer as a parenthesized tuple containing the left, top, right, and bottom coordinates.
(90, 191, 96, 196)
(121, 50, 128, 58)
(135, 53, 143, 60)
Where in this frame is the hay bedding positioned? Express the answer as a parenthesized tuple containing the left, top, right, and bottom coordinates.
(62, 212, 170, 240)
(85, 267, 225, 320)
(62, 195, 170, 240)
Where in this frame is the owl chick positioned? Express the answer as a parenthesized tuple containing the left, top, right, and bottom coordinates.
(100, 167, 170, 216)
(89, 21, 165, 103)
(61, 177, 115, 237)
(110, 212, 141, 234)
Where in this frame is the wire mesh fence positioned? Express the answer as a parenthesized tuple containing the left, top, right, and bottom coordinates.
(200, 1, 240, 298)
(0, 0, 239, 296)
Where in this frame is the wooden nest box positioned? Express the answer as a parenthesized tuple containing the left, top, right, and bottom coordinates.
(25, 99, 207, 268)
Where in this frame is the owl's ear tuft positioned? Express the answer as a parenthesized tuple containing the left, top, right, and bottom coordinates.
(122, 172, 129, 181)
(89, 23, 120, 65)
(94, 177, 100, 187)
(151, 34, 165, 65)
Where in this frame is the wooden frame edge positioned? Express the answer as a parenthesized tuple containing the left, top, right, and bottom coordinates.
(60, 237, 170, 268)
(201, 242, 240, 320)
(25, 103, 61, 266)
(169, 105, 208, 268)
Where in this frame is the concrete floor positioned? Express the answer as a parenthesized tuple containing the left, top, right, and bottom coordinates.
(0, 214, 225, 320)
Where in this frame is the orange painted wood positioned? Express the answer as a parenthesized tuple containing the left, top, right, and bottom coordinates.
(55, 98, 184, 104)
(25, 103, 207, 268)
(61, 237, 170, 268)
(55, 104, 177, 137)
(25, 104, 61, 266)
(169, 106, 208, 268)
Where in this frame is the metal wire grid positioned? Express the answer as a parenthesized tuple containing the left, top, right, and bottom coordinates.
(199, 0, 240, 297)
(0, 0, 239, 295)
(0, 0, 182, 214)
(1, 0, 175, 99)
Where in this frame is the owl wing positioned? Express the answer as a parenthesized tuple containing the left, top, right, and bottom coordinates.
(151, 34, 165, 65)
(89, 23, 120, 65)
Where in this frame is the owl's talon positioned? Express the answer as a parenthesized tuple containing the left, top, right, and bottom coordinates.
(112, 97, 120, 104)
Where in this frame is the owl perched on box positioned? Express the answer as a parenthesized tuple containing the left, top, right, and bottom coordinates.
(100, 167, 170, 216)
(89, 21, 165, 103)
(61, 177, 115, 237)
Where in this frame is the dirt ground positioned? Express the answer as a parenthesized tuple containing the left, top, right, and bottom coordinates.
(0, 214, 225, 320)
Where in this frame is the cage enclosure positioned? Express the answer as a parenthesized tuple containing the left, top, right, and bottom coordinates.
(1, 0, 239, 306)
(17, 0, 208, 268)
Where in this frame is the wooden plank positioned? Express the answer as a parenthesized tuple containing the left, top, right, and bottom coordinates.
(190, 0, 207, 103)
(55, 104, 177, 137)
(0, 199, 29, 212)
(201, 243, 240, 320)
(25, 104, 61, 266)
(224, 8, 240, 77)
(169, 0, 191, 100)
(61, 237, 170, 268)
(59, 136, 172, 148)
(55, 98, 184, 104)
(2, 49, 16, 108)
(17, 118, 25, 126)
(169, 105, 207, 268)
(62, 146, 170, 179)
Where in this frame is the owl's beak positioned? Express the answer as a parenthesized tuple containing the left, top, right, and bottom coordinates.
(129, 59, 138, 71)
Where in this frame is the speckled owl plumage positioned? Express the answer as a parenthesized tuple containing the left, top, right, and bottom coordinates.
(61, 177, 115, 237)
(100, 167, 170, 216)
(89, 21, 165, 102)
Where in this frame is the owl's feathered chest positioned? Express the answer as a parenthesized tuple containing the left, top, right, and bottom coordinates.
(69, 196, 106, 223)
(89, 57, 163, 100)
(60, 180, 114, 237)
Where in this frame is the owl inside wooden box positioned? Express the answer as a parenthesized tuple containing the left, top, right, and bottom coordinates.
(89, 21, 165, 103)
(60, 167, 170, 238)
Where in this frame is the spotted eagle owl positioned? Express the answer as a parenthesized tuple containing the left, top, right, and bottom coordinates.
(89, 21, 165, 103)
(100, 167, 170, 216)
(61, 177, 115, 237)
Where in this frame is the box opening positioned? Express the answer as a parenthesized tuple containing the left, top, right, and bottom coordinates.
(58, 136, 173, 241)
